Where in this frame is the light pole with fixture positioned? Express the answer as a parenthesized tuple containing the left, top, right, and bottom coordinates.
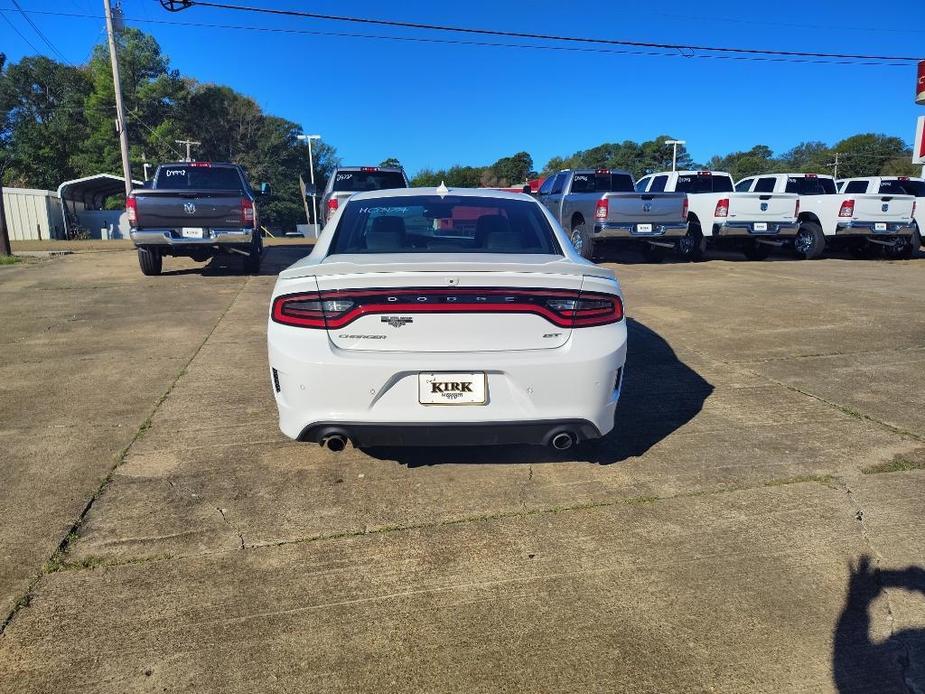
(297, 134, 321, 231)
(664, 139, 686, 171)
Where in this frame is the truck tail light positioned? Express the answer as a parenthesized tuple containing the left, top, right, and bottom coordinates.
(241, 198, 255, 226)
(794, 199, 800, 217)
(595, 198, 608, 220)
(838, 199, 855, 218)
(714, 198, 729, 218)
(271, 288, 623, 330)
(126, 196, 138, 225)
(326, 198, 339, 218)
(682, 197, 689, 220)
(912, 200, 917, 217)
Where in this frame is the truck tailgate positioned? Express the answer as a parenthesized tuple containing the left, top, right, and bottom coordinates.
(728, 193, 798, 220)
(133, 189, 243, 229)
(604, 192, 687, 224)
(849, 194, 915, 222)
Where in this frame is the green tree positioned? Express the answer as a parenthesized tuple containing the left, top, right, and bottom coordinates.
(831, 133, 912, 178)
(779, 141, 832, 173)
(487, 151, 533, 186)
(379, 157, 401, 168)
(0, 56, 92, 188)
(706, 145, 777, 181)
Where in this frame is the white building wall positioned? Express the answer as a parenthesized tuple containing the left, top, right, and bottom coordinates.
(2, 188, 65, 240)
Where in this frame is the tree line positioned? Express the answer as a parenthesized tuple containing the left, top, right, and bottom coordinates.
(0, 29, 338, 230)
(2, 27, 919, 232)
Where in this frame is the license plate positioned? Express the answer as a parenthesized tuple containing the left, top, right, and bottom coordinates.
(636, 223, 653, 233)
(418, 372, 487, 405)
(181, 227, 204, 239)
(753, 222, 768, 232)
(875, 222, 887, 231)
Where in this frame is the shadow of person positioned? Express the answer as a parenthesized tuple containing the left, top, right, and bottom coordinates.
(833, 555, 925, 693)
(362, 317, 713, 467)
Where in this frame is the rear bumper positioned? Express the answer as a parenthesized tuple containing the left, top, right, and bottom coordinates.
(268, 322, 627, 445)
(299, 419, 603, 447)
(834, 221, 916, 237)
(130, 228, 254, 248)
(593, 221, 688, 239)
(713, 221, 799, 238)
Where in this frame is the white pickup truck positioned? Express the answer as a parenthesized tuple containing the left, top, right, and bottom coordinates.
(635, 170, 799, 260)
(537, 168, 688, 262)
(735, 173, 917, 259)
(836, 176, 921, 258)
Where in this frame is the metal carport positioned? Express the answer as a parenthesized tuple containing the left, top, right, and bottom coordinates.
(57, 174, 143, 239)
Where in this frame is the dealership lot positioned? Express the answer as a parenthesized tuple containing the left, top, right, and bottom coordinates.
(1, 247, 924, 692)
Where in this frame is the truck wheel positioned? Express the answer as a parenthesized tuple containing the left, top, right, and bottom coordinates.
(676, 224, 706, 262)
(642, 243, 668, 263)
(570, 223, 594, 260)
(744, 242, 771, 260)
(794, 222, 825, 260)
(137, 247, 162, 276)
(242, 232, 263, 273)
(883, 226, 921, 260)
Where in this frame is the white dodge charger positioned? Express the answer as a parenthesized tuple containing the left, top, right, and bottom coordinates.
(267, 186, 627, 451)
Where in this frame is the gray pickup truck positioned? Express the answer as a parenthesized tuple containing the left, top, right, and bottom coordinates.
(321, 166, 409, 224)
(537, 169, 688, 261)
(127, 162, 269, 276)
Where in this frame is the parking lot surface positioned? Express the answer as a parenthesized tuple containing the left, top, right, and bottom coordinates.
(1, 247, 924, 692)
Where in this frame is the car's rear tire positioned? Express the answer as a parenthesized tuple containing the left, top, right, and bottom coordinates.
(676, 223, 706, 262)
(882, 226, 921, 260)
(570, 222, 594, 260)
(642, 243, 668, 263)
(243, 232, 263, 274)
(744, 241, 771, 261)
(794, 222, 825, 260)
(137, 247, 162, 276)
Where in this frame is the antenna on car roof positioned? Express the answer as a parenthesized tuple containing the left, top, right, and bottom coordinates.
(436, 181, 449, 197)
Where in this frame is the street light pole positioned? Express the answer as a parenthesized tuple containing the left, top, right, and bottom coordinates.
(664, 139, 686, 172)
(103, 0, 133, 198)
(297, 134, 321, 229)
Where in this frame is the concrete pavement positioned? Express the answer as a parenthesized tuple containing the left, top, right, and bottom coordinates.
(0, 247, 923, 692)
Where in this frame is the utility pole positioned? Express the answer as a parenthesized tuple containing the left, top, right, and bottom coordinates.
(297, 134, 321, 230)
(832, 152, 840, 179)
(175, 139, 201, 162)
(103, 0, 133, 198)
(0, 181, 11, 257)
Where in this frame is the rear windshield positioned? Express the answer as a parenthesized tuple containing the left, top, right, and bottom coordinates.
(330, 195, 561, 255)
(332, 170, 406, 192)
(154, 165, 244, 191)
(675, 174, 734, 194)
(570, 172, 635, 193)
(881, 180, 925, 196)
(785, 177, 837, 195)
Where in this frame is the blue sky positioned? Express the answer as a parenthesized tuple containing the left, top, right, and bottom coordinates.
(2, 0, 924, 174)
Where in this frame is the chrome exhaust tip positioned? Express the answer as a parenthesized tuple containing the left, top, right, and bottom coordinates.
(550, 432, 575, 451)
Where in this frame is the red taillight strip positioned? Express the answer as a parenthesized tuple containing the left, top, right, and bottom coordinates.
(271, 288, 623, 330)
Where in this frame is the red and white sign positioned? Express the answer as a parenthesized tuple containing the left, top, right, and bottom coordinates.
(914, 116, 925, 165)
(918, 60, 925, 105)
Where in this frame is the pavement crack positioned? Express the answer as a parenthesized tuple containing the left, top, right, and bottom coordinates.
(0, 276, 252, 636)
(216, 506, 246, 550)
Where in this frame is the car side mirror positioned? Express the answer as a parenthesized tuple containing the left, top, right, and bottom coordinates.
(259, 182, 272, 197)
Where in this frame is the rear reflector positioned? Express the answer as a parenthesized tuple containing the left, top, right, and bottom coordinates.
(714, 198, 729, 218)
(838, 199, 855, 218)
(595, 198, 608, 220)
(272, 288, 624, 330)
(126, 196, 138, 225)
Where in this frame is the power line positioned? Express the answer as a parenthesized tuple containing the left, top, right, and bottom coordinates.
(163, 0, 924, 64)
(0, 7, 915, 67)
(10, 0, 71, 64)
(0, 10, 40, 54)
